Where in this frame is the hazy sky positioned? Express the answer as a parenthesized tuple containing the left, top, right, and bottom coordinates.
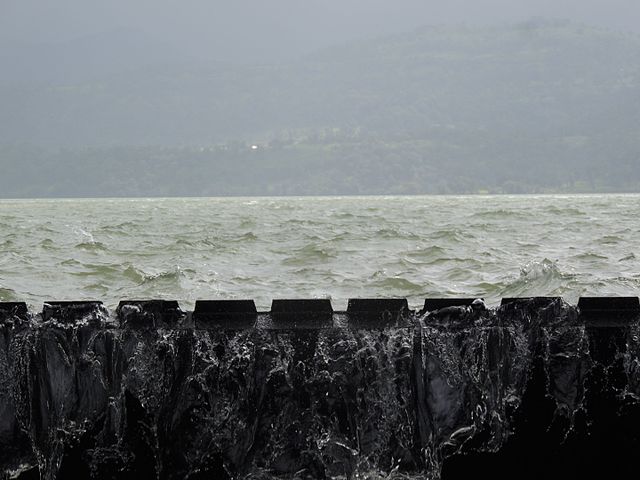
(1, 0, 638, 61)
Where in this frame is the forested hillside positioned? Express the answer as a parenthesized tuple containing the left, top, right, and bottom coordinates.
(1, 20, 639, 196)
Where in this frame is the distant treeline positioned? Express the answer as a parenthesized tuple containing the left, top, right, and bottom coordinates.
(2, 129, 638, 197)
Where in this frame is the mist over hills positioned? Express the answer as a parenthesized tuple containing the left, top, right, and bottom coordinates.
(1, 20, 640, 196)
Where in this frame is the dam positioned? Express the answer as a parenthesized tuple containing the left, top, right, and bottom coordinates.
(0, 296, 638, 479)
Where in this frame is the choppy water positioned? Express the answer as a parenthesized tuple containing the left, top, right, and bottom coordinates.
(0, 194, 638, 310)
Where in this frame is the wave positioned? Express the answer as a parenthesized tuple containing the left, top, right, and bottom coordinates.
(543, 206, 587, 216)
(571, 252, 609, 261)
(0, 287, 18, 302)
(237, 232, 258, 241)
(123, 265, 147, 284)
(597, 235, 623, 245)
(121, 265, 188, 286)
(501, 259, 575, 298)
(331, 212, 356, 219)
(174, 237, 222, 249)
(59, 258, 82, 267)
(284, 218, 323, 226)
(405, 255, 485, 271)
(68, 263, 121, 278)
(239, 219, 256, 229)
(282, 244, 336, 265)
(369, 276, 425, 293)
(374, 228, 421, 240)
(97, 220, 141, 233)
(406, 245, 447, 259)
(39, 238, 56, 249)
(81, 283, 110, 295)
(428, 228, 475, 243)
(472, 208, 532, 220)
(174, 239, 195, 248)
(74, 241, 108, 252)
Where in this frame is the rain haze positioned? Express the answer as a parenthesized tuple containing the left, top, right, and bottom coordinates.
(0, 0, 639, 195)
(2, 1, 640, 60)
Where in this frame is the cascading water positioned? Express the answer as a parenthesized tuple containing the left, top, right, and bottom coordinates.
(0, 297, 638, 479)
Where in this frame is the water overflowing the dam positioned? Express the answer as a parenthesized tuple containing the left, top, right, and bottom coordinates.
(1, 296, 638, 479)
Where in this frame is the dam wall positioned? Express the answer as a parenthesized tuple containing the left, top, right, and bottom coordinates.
(0, 297, 639, 479)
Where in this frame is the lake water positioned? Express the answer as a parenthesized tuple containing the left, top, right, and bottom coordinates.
(0, 194, 638, 311)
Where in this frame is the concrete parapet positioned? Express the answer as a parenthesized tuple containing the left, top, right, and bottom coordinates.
(346, 298, 410, 327)
(41, 301, 106, 325)
(193, 299, 258, 329)
(117, 300, 185, 329)
(270, 299, 333, 328)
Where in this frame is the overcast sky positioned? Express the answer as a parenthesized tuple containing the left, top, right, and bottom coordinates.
(1, 0, 638, 62)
